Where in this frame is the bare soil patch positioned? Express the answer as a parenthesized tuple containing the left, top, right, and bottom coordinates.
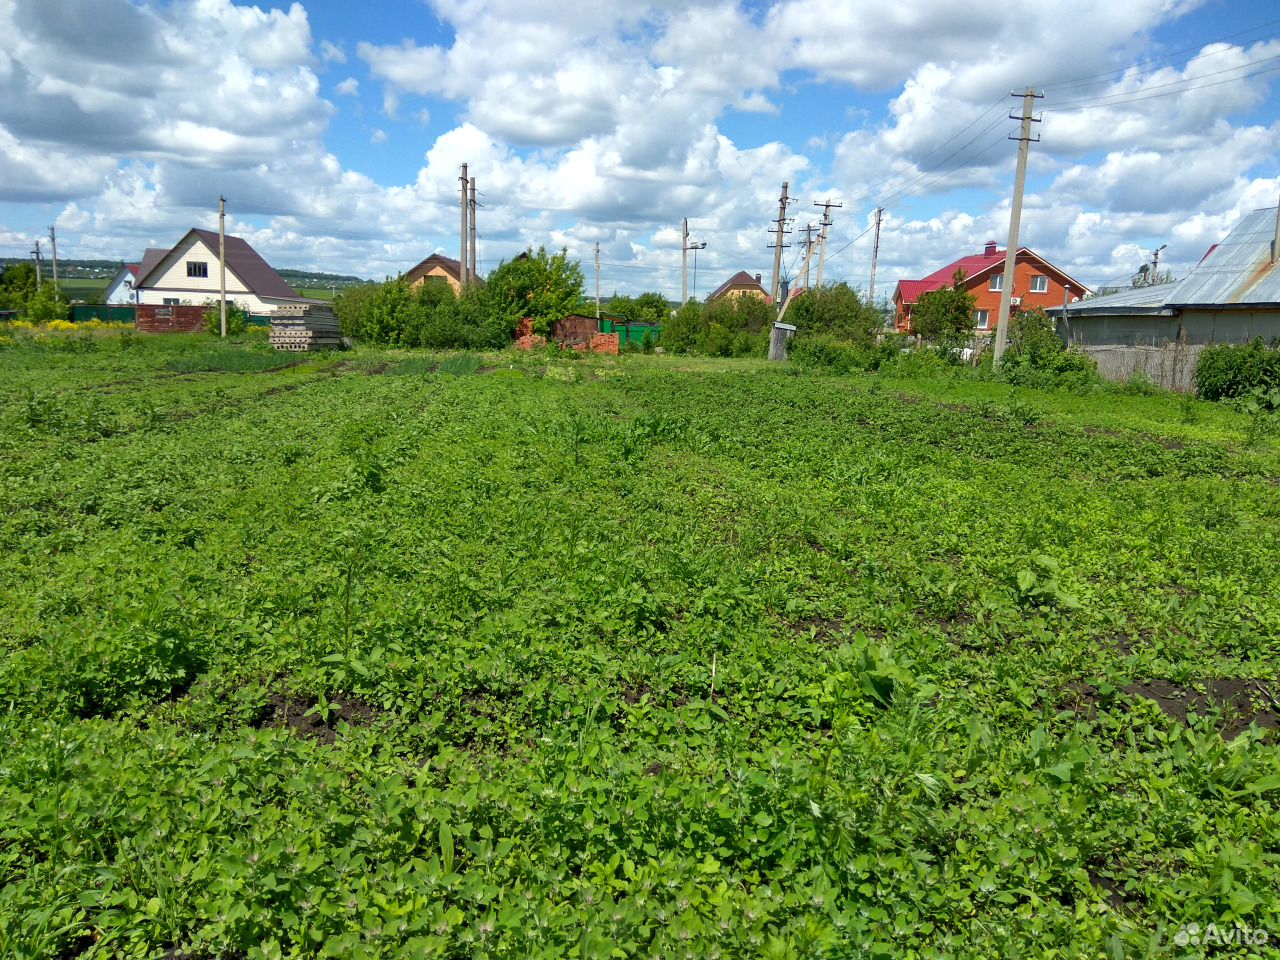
(259, 690, 379, 744)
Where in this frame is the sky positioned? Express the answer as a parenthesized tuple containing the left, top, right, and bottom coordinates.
(1, 0, 1279, 301)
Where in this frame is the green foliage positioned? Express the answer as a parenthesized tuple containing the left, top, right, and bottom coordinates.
(0, 261, 38, 311)
(1196, 339, 1280, 405)
(1, 337, 1279, 958)
(786, 282, 883, 345)
(202, 300, 249, 337)
(660, 295, 771, 356)
(910, 269, 976, 355)
(332, 281, 382, 339)
(609, 291, 669, 326)
(790, 333, 904, 374)
(486, 246, 584, 335)
(24, 283, 68, 324)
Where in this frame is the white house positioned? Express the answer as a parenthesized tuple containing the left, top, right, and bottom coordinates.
(132, 228, 306, 313)
(103, 262, 141, 304)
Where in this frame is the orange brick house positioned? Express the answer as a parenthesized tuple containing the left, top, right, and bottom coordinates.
(893, 241, 1088, 334)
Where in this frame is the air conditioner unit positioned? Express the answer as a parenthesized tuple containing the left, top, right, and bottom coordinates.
(1071, 296, 1080, 303)
(1010, 297, 1022, 306)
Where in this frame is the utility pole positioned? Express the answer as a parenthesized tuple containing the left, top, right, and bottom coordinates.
(218, 196, 227, 337)
(681, 218, 689, 306)
(594, 241, 601, 319)
(32, 239, 42, 286)
(48, 225, 58, 290)
(992, 88, 1043, 367)
(1151, 244, 1166, 285)
(801, 223, 815, 288)
(469, 177, 478, 282)
(459, 162, 469, 289)
(868, 206, 884, 306)
(768, 181, 790, 305)
(813, 199, 842, 295)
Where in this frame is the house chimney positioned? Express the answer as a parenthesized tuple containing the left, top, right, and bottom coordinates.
(984, 240, 997, 257)
(755, 273, 762, 285)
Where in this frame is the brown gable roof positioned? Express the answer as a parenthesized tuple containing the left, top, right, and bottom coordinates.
(404, 253, 463, 283)
(707, 270, 771, 303)
(137, 248, 168, 284)
(134, 229, 299, 300)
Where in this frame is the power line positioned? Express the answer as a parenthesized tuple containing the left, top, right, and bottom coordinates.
(1048, 54, 1280, 111)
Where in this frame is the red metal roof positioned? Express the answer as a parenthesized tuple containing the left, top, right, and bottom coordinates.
(895, 246, 1087, 305)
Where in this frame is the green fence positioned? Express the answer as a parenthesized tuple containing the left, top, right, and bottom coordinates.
(69, 304, 137, 324)
(598, 319, 661, 345)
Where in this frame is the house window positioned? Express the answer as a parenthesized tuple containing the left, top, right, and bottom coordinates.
(989, 274, 1003, 291)
(974, 309, 990, 329)
(1031, 275, 1048, 293)
(187, 261, 209, 278)
(163, 297, 180, 305)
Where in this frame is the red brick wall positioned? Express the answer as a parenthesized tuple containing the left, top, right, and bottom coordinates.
(137, 304, 206, 333)
(589, 333, 619, 355)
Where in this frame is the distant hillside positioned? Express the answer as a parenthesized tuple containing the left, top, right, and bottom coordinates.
(2, 258, 373, 288)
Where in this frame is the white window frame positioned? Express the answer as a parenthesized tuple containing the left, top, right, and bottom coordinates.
(974, 309, 990, 330)
(1031, 274, 1048, 293)
(989, 273, 1003, 291)
(162, 297, 180, 305)
(186, 261, 209, 278)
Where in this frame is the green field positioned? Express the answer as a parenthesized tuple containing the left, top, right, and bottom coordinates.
(55, 278, 109, 301)
(1, 334, 1278, 958)
(297, 287, 336, 301)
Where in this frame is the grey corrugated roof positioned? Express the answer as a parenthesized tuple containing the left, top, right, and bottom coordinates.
(1167, 206, 1280, 307)
(1049, 284, 1174, 317)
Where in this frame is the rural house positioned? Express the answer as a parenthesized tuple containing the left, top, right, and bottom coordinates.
(404, 253, 470, 294)
(103, 263, 140, 304)
(894, 242, 1088, 333)
(1052, 205, 1280, 347)
(132, 229, 302, 313)
(1048, 205, 1280, 391)
(707, 271, 772, 304)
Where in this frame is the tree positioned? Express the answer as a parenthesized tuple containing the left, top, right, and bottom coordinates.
(660, 300, 702, 354)
(485, 246, 584, 335)
(0, 261, 38, 311)
(787, 282, 881, 345)
(911, 269, 975, 356)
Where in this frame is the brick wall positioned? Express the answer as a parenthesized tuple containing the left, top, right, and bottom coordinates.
(589, 333, 619, 355)
(137, 304, 206, 333)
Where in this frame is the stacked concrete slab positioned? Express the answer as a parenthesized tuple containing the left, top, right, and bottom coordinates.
(270, 303, 344, 352)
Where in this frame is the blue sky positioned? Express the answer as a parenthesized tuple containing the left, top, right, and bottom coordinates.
(1, 0, 1278, 301)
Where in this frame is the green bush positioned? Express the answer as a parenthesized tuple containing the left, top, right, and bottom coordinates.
(790, 334, 874, 374)
(1195, 339, 1280, 405)
(203, 301, 249, 336)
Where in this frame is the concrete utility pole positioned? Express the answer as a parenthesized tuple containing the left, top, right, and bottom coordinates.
(218, 196, 227, 338)
(48, 225, 58, 290)
(459, 163, 469, 289)
(32, 239, 42, 286)
(813, 199, 842, 295)
(689, 240, 705, 300)
(681, 218, 689, 306)
(469, 177, 478, 282)
(992, 88, 1043, 367)
(801, 223, 815, 288)
(868, 206, 884, 306)
(594, 241, 601, 319)
(768, 181, 790, 305)
(1151, 244, 1166, 284)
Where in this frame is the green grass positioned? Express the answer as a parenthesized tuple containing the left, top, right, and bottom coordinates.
(0, 337, 1278, 958)
(296, 287, 336, 300)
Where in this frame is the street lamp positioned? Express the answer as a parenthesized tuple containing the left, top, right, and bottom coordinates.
(689, 241, 706, 300)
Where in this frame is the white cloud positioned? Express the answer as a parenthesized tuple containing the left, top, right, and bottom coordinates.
(335, 77, 359, 96)
(320, 39, 346, 63)
(371, 128, 388, 144)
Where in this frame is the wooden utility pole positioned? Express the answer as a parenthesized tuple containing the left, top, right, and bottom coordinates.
(468, 177, 478, 282)
(594, 241, 601, 319)
(681, 218, 689, 305)
(48, 226, 58, 290)
(459, 163, 469, 289)
(868, 206, 884, 306)
(32, 239, 42, 286)
(1150, 244, 1166, 284)
(992, 88, 1042, 367)
(813, 199, 841, 294)
(768, 181, 790, 305)
(218, 196, 227, 338)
